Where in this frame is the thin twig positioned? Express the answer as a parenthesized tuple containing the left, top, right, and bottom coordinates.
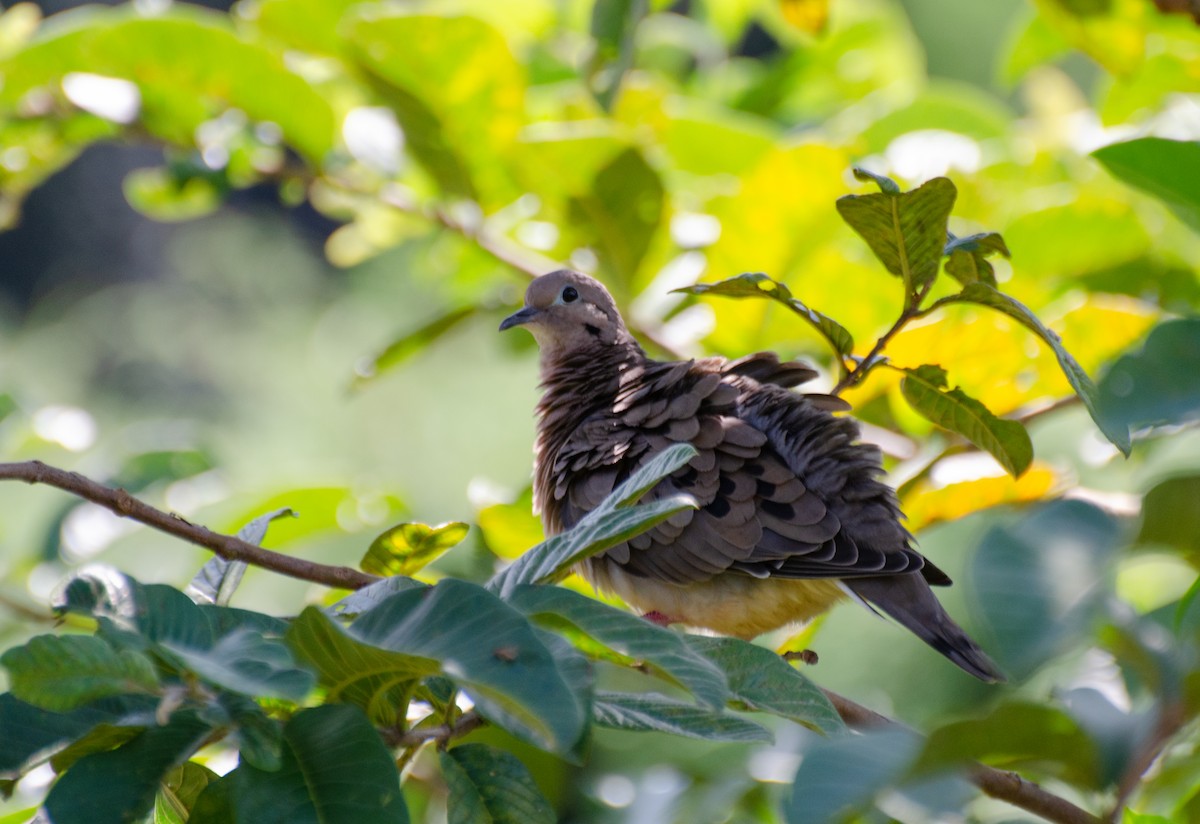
(821, 689, 1104, 824)
(1107, 702, 1187, 822)
(0, 461, 379, 590)
(382, 710, 485, 749)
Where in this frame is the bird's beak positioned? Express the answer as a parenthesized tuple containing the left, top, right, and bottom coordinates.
(499, 306, 539, 332)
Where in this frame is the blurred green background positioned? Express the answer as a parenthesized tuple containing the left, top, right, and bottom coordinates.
(2, 0, 1200, 820)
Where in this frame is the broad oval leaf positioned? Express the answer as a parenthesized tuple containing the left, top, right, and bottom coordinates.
(190, 705, 409, 824)
(917, 701, 1103, 789)
(935, 282, 1132, 455)
(1098, 318, 1200, 437)
(360, 521, 470, 577)
(350, 580, 589, 755)
(0, 692, 157, 775)
(687, 636, 843, 735)
(155, 760, 219, 824)
(592, 691, 772, 742)
(44, 713, 212, 824)
(836, 175, 956, 299)
(969, 500, 1122, 679)
(786, 728, 922, 824)
(440, 743, 555, 824)
(161, 630, 315, 702)
(286, 605, 438, 726)
(1, 635, 159, 712)
(1137, 474, 1200, 563)
(943, 231, 1010, 287)
(676, 272, 854, 358)
(487, 443, 697, 599)
(1, 7, 335, 163)
(508, 585, 729, 709)
(898, 363, 1033, 477)
(346, 10, 523, 206)
(1092, 137, 1200, 233)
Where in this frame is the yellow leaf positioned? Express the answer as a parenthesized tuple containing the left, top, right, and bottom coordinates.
(779, 0, 830, 35)
(477, 488, 544, 560)
(901, 463, 1059, 531)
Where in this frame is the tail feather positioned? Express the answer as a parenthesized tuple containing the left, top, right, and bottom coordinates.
(847, 573, 1005, 683)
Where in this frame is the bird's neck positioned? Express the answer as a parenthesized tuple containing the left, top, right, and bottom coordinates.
(533, 337, 645, 527)
(536, 337, 644, 428)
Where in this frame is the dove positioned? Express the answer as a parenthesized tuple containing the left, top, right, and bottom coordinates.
(500, 269, 1003, 682)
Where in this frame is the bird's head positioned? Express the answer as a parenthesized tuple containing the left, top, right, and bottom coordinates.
(499, 270, 630, 355)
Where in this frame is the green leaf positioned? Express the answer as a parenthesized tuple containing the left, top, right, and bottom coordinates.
(851, 166, 901, 193)
(1, 635, 159, 712)
(188, 508, 295, 606)
(328, 575, 427, 619)
(286, 605, 438, 726)
(49, 722, 143, 773)
(347, 10, 523, 206)
(354, 306, 480, 388)
(1, 8, 335, 164)
(440, 744, 555, 824)
(155, 761, 219, 824)
(917, 702, 1102, 788)
(0, 692, 156, 774)
(588, 0, 647, 111)
(936, 282, 1132, 455)
(360, 521, 470, 577)
(786, 729, 922, 824)
(943, 231, 1010, 287)
(488, 443, 697, 599)
(123, 166, 221, 222)
(1137, 475, 1200, 563)
(836, 175, 955, 299)
(1098, 318, 1200, 437)
(687, 637, 843, 735)
(212, 693, 285, 773)
(476, 486, 544, 561)
(675, 272, 854, 357)
(190, 705, 408, 824)
(970, 500, 1122, 679)
(44, 713, 211, 824)
(350, 580, 589, 754)
(162, 630, 315, 702)
(593, 691, 771, 742)
(898, 364, 1033, 477)
(566, 146, 664, 286)
(507, 585, 728, 709)
(1092, 138, 1200, 233)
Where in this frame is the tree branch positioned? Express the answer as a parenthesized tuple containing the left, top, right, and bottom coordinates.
(1107, 701, 1187, 822)
(383, 710, 485, 750)
(0, 461, 379, 591)
(821, 689, 1104, 824)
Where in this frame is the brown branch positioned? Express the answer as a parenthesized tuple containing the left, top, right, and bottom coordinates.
(0, 461, 379, 591)
(380, 193, 690, 359)
(382, 710, 485, 750)
(821, 689, 1103, 824)
(1107, 702, 1188, 822)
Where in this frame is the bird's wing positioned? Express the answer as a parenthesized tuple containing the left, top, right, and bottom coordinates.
(550, 360, 929, 585)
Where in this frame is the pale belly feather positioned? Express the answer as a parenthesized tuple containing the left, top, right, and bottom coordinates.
(581, 558, 846, 640)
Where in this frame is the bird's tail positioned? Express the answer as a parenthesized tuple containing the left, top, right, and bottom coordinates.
(846, 573, 1005, 683)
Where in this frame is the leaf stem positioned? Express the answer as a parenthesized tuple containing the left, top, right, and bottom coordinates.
(832, 279, 938, 395)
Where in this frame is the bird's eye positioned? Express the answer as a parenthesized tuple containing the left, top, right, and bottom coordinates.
(562, 286, 579, 303)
